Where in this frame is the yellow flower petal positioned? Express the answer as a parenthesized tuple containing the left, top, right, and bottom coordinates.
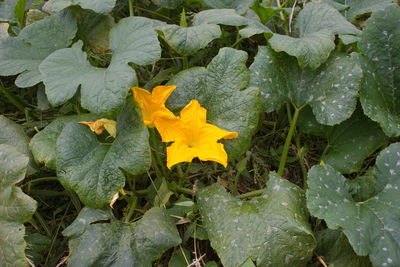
(132, 85, 176, 127)
(167, 140, 196, 169)
(79, 119, 117, 138)
(159, 99, 238, 168)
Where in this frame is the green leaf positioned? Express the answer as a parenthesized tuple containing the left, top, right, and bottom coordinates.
(201, 0, 255, 14)
(340, 0, 396, 21)
(40, 17, 161, 115)
(43, 0, 117, 14)
(297, 106, 388, 173)
(0, 115, 36, 175)
(0, 10, 77, 87)
(358, 6, 400, 137)
(307, 143, 400, 266)
(161, 24, 221, 56)
(315, 229, 372, 267)
(56, 103, 151, 208)
(269, 2, 360, 69)
(249, 46, 362, 125)
(192, 9, 249, 26)
(0, 144, 37, 267)
(197, 172, 316, 267)
(167, 47, 262, 160)
(63, 207, 181, 266)
(0, 0, 26, 23)
(25, 231, 52, 265)
(168, 248, 191, 267)
(30, 114, 98, 170)
(152, 0, 184, 9)
(238, 9, 272, 38)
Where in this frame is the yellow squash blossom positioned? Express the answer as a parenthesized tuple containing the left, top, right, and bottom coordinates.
(132, 85, 176, 127)
(79, 119, 117, 138)
(155, 100, 238, 169)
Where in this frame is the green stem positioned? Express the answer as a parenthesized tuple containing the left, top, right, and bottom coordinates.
(175, 185, 193, 195)
(34, 211, 52, 237)
(128, 0, 134, 16)
(25, 177, 58, 185)
(177, 164, 185, 185)
(231, 171, 241, 196)
(0, 83, 27, 113)
(182, 56, 189, 70)
(237, 189, 264, 199)
(123, 195, 138, 223)
(66, 190, 82, 212)
(294, 133, 308, 188)
(149, 128, 166, 178)
(277, 104, 302, 176)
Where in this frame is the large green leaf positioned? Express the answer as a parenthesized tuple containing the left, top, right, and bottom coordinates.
(192, 9, 249, 26)
(249, 46, 362, 125)
(0, 10, 77, 88)
(0, 115, 36, 175)
(63, 207, 181, 266)
(40, 16, 161, 115)
(197, 173, 316, 267)
(0, 144, 37, 267)
(30, 114, 98, 170)
(161, 24, 221, 56)
(307, 142, 400, 266)
(269, 2, 360, 69)
(56, 103, 151, 208)
(358, 6, 400, 137)
(167, 47, 261, 160)
(43, 0, 117, 14)
(201, 0, 255, 14)
(315, 229, 372, 267)
(297, 106, 388, 174)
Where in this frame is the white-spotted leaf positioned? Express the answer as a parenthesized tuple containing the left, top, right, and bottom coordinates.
(358, 6, 400, 137)
(63, 207, 181, 266)
(307, 143, 400, 266)
(249, 46, 362, 125)
(197, 173, 316, 267)
(269, 2, 360, 69)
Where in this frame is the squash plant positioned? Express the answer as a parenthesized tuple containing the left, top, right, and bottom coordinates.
(0, 0, 399, 266)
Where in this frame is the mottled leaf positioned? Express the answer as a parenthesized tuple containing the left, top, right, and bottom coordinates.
(40, 17, 161, 115)
(44, 0, 117, 14)
(297, 106, 388, 173)
(192, 9, 248, 26)
(0, 10, 77, 87)
(197, 173, 316, 267)
(30, 114, 98, 170)
(0, 0, 26, 23)
(63, 207, 181, 267)
(358, 6, 400, 137)
(0, 115, 36, 175)
(56, 103, 151, 208)
(307, 143, 400, 266)
(167, 48, 261, 160)
(249, 46, 361, 125)
(0, 144, 37, 267)
(269, 2, 360, 69)
(316, 229, 372, 267)
(161, 24, 221, 56)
